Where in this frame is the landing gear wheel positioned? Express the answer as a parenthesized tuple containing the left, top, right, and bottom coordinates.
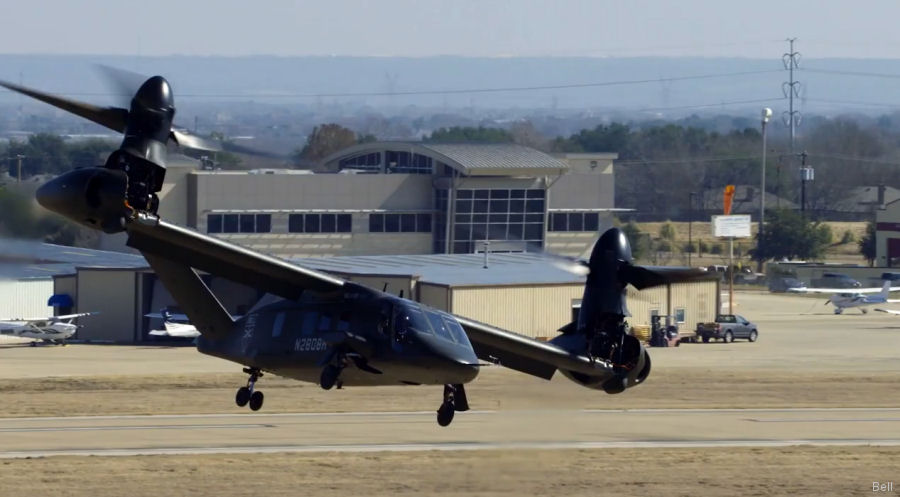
(235, 387, 251, 407)
(748, 330, 758, 342)
(437, 402, 455, 427)
(249, 391, 264, 411)
(320, 364, 342, 390)
(723, 331, 734, 343)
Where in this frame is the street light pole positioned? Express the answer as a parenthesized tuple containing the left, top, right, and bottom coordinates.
(688, 191, 696, 267)
(758, 108, 771, 272)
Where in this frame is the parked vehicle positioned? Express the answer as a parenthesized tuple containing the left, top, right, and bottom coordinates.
(696, 314, 758, 343)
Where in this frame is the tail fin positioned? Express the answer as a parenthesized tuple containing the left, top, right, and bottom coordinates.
(879, 279, 892, 300)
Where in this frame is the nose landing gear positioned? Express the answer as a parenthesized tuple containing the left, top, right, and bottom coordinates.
(235, 367, 264, 411)
(437, 384, 469, 427)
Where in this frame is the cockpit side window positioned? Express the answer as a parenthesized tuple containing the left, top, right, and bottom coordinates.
(425, 310, 455, 342)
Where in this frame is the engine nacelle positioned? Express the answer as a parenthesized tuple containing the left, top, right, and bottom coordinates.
(35, 167, 130, 234)
(553, 334, 651, 394)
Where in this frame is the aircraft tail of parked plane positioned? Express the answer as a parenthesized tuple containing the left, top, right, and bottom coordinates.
(146, 309, 200, 338)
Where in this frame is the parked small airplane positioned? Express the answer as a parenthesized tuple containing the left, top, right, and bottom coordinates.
(789, 274, 900, 314)
(146, 310, 200, 338)
(0, 312, 97, 345)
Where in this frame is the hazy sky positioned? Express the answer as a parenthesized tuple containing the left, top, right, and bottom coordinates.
(3, 0, 900, 58)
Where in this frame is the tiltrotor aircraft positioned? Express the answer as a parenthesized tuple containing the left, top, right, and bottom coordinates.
(1, 74, 706, 426)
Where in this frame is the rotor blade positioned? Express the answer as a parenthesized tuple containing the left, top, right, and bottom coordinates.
(538, 251, 590, 276)
(621, 265, 710, 290)
(95, 64, 148, 108)
(170, 129, 222, 152)
(0, 80, 128, 133)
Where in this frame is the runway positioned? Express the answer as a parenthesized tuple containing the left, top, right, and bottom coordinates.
(2, 407, 899, 458)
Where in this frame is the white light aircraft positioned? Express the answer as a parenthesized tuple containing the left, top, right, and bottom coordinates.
(789, 274, 900, 314)
(146, 310, 200, 338)
(0, 312, 97, 345)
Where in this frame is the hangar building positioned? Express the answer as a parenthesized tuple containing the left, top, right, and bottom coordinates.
(876, 198, 900, 267)
(57, 252, 719, 343)
(101, 143, 619, 259)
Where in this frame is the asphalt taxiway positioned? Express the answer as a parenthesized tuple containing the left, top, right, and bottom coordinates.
(2, 407, 898, 458)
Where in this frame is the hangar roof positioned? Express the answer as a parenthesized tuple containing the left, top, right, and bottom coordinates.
(294, 252, 586, 287)
(0, 239, 147, 280)
(321, 141, 570, 176)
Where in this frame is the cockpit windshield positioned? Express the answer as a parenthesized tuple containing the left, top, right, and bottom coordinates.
(394, 303, 434, 337)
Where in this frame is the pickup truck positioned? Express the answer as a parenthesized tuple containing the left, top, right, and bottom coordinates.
(696, 314, 758, 343)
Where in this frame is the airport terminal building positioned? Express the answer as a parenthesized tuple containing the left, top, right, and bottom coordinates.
(103, 143, 619, 259)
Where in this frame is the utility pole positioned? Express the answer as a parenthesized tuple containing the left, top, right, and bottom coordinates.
(758, 108, 772, 272)
(16, 154, 24, 184)
(799, 151, 813, 213)
(688, 191, 696, 267)
(782, 38, 801, 155)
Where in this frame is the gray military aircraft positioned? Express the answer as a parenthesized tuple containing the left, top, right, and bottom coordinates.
(1, 73, 706, 426)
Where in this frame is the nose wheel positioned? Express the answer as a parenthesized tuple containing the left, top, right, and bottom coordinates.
(437, 384, 469, 427)
(320, 364, 343, 390)
(235, 367, 264, 411)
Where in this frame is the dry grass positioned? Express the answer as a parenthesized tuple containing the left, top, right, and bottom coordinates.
(2, 368, 898, 418)
(0, 447, 896, 497)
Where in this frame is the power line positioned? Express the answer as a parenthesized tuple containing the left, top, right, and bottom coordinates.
(801, 68, 900, 79)
(0, 69, 780, 100)
(616, 155, 760, 166)
(638, 97, 782, 112)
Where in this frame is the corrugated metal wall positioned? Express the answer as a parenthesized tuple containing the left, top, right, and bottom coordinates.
(450, 280, 718, 339)
(624, 286, 668, 327)
(418, 283, 450, 311)
(77, 270, 137, 342)
(451, 284, 584, 338)
(0, 280, 53, 318)
(668, 280, 719, 332)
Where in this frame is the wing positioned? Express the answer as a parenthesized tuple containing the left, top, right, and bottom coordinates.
(788, 287, 846, 294)
(874, 308, 900, 315)
(455, 316, 613, 380)
(52, 312, 99, 322)
(126, 217, 346, 299)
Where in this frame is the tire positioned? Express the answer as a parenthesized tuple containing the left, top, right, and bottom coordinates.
(249, 391, 264, 411)
(723, 331, 734, 343)
(437, 403, 455, 427)
(320, 365, 340, 390)
(235, 387, 251, 407)
(701, 335, 710, 343)
(748, 330, 758, 342)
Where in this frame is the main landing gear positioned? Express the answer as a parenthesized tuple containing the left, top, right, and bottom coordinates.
(437, 384, 469, 427)
(235, 367, 264, 411)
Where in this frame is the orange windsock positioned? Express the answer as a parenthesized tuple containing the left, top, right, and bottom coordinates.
(723, 185, 735, 215)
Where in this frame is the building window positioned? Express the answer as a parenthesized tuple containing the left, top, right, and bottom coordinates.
(385, 151, 433, 174)
(210, 213, 270, 233)
(369, 213, 432, 233)
(207, 214, 223, 233)
(451, 188, 545, 253)
(549, 212, 601, 232)
(675, 308, 686, 323)
(339, 152, 381, 172)
(288, 213, 353, 233)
